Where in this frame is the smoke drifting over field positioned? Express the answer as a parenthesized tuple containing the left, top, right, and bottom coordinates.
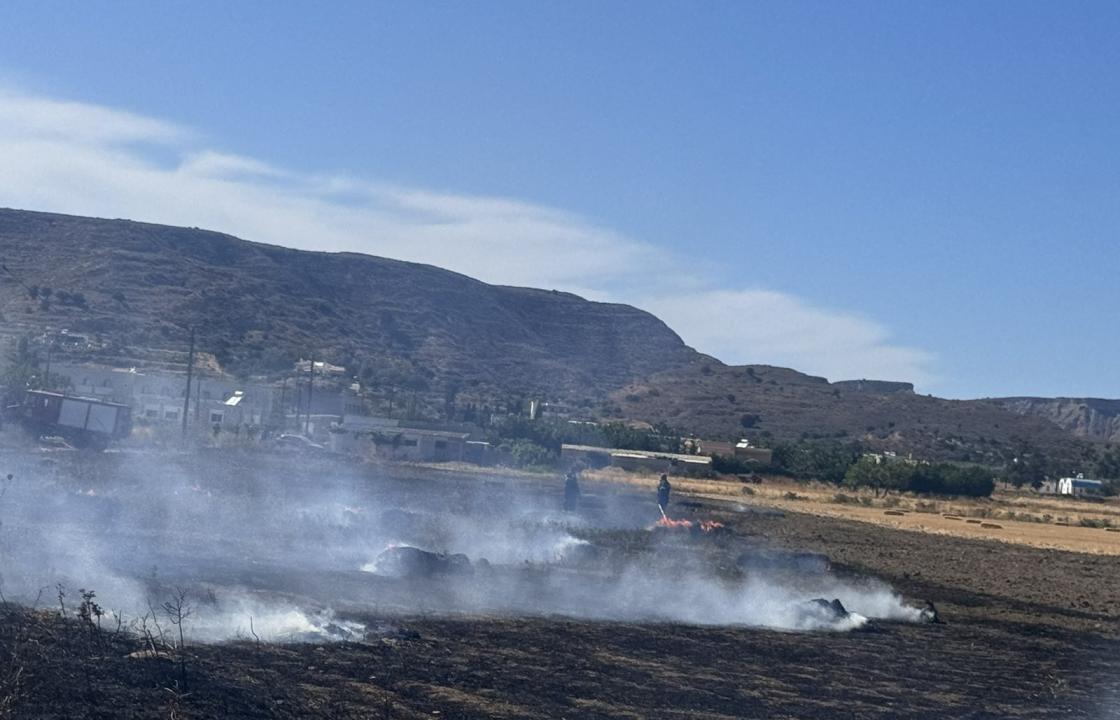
(0, 449, 926, 640)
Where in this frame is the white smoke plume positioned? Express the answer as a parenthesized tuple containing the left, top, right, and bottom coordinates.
(0, 447, 926, 641)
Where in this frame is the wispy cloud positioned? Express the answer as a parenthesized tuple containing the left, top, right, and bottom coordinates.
(0, 87, 937, 387)
(641, 290, 935, 386)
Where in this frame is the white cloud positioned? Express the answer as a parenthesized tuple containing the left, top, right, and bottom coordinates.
(0, 87, 937, 387)
(640, 290, 936, 387)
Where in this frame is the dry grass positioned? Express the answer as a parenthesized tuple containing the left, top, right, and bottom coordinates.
(582, 467, 1120, 555)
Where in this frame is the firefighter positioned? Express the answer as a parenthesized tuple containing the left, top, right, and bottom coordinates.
(563, 468, 581, 512)
(657, 473, 671, 512)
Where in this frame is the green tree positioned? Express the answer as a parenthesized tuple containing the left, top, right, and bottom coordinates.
(1, 336, 41, 396)
(1096, 445, 1120, 480)
(1003, 441, 1050, 488)
(843, 457, 905, 497)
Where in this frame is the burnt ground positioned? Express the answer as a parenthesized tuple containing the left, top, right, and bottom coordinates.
(1, 455, 1119, 719)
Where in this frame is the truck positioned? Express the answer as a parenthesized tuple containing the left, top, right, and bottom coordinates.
(12, 389, 133, 450)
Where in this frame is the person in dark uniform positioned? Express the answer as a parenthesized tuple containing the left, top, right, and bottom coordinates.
(563, 468, 582, 512)
(657, 473, 671, 512)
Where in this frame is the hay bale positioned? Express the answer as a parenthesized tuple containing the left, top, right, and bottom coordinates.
(980, 522, 1002, 529)
(1105, 527, 1119, 533)
(884, 510, 906, 516)
(965, 519, 982, 524)
(942, 515, 961, 520)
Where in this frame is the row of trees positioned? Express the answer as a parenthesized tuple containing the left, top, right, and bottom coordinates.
(843, 457, 996, 498)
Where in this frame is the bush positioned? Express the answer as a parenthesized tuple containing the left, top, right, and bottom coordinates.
(500, 439, 556, 470)
(711, 454, 756, 475)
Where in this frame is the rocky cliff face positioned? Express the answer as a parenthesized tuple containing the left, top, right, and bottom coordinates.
(995, 397, 1120, 444)
(0, 208, 695, 397)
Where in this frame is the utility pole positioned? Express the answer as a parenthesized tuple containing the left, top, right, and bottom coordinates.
(279, 377, 288, 431)
(304, 354, 314, 435)
(43, 341, 53, 390)
(181, 327, 195, 439)
(294, 381, 301, 432)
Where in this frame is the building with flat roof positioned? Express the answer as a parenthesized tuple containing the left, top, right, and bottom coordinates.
(1057, 475, 1105, 497)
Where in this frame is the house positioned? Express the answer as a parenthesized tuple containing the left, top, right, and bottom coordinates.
(734, 439, 773, 465)
(697, 439, 736, 458)
(373, 428, 471, 462)
(328, 415, 400, 453)
(53, 363, 277, 430)
(294, 359, 347, 377)
(1057, 475, 1105, 497)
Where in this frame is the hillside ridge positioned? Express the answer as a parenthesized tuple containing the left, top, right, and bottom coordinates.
(0, 207, 1099, 462)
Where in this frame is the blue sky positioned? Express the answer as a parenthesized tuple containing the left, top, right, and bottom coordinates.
(0, 1, 1117, 398)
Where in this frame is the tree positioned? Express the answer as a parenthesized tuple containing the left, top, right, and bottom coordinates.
(1096, 445, 1120, 480)
(161, 588, 193, 690)
(1, 336, 42, 398)
(843, 457, 903, 497)
(443, 377, 462, 421)
(1003, 441, 1050, 488)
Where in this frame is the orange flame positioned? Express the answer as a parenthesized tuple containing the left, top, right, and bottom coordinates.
(653, 508, 724, 532)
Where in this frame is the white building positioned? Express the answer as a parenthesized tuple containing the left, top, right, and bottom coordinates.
(53, 363, 276, 430)
(1057, 474, 1105, 497)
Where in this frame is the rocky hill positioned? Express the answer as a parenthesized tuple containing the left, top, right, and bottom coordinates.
(0, 207, 1102, 463)
(994, 397, 1120, 444)
(0, 208, 694, 398)
(608, 360, 1095, 464)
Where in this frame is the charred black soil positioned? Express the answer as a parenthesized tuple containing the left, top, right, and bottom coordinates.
(1, 453, 1118, 719)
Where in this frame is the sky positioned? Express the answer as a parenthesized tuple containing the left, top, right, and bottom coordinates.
(0, 1, 1116, 399)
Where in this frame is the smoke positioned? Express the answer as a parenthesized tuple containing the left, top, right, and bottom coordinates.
(360, 540, 920, 632)
(0, 447, 926, 641)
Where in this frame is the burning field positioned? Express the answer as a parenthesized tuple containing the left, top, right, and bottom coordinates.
(0, 448, 1118, 718)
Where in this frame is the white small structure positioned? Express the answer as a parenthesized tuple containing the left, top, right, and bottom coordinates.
(1058, 474, 1105, 497)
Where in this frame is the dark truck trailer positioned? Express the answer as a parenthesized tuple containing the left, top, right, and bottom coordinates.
(17, 390, 133, 450)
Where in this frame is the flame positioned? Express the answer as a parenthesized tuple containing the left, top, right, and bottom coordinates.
(656, 516, 694, 529)
(653, 507, 724, 532)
